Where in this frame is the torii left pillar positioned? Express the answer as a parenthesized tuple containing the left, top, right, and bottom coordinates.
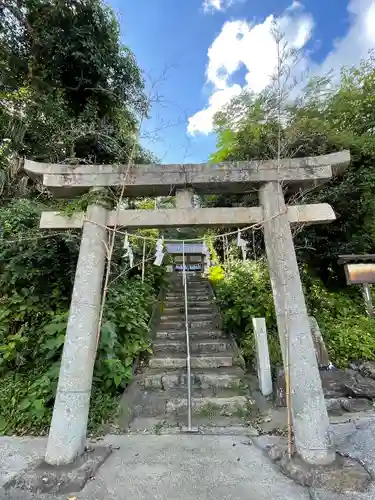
(45, 198, 108, 465)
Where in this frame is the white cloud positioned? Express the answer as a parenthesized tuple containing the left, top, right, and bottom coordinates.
(188, 85, 242, 135)
(188, 5, 314, 135)
(317, 0, 375, 77)
(189, 0, 375, 136)
(286, 1, 303, 12)
(203, 0, 235, 13)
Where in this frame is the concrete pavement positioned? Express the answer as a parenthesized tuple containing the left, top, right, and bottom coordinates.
(3, 417, 375, 500)
(0, 434, 309, 500)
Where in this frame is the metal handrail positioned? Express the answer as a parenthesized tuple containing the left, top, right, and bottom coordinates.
(182, 241, 192, 430)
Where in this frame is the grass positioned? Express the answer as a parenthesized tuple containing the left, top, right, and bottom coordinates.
(196, 403, 221, 419)
(153, 420, 167, 435)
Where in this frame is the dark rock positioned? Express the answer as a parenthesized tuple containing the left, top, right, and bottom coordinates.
(267, 444, 284, 462)
(4, 446, 112, 495)
(325, 398, 345, 414)
(276, 365, 375, 408)
(327, 397, 373, 414)
(349, 360, 362, 372)
(345, 374, 375, 399)
(359, 361, 375, 380)
(280, 453, 372, 493)
(320, 370, 352, 398)
(277, 368, 352, 405)
(341, 398, 373, 413)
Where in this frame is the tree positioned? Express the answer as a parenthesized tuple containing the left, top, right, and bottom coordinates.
(210, 43, 375, 285)
(289, 57, 375, 284)
(0, 1, 161, 434)
(0, 0, 150, 166)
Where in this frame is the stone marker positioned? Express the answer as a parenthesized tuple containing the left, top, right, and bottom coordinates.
(252, 318, 272, 396)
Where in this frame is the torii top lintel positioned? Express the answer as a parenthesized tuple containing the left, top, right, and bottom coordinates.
(24, 150, 350, 198)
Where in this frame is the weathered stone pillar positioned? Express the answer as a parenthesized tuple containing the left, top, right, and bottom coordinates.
(176, 188, 194, 209)
(259, 181, 335, 466)
(45, 201, 108, 465)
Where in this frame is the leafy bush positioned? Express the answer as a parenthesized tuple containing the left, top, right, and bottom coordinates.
(0, 198, 165, 434)
(210, 260, 281, 366)
(211, 259, 375, 369)
(0, 273, 162, 435)
(0, 0, 161, 437)
(95, 277, 158, 392)
(303, 270, 375, 367)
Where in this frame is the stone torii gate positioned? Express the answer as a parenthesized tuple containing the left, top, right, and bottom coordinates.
(24, 150, 350, 468)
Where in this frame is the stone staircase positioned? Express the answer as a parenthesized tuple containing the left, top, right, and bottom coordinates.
(119, 273, 257, 434)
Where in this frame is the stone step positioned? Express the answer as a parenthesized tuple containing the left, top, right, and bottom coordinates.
(166, 289, 210, 296)
(156, 329, 225, 341)
(168, 284, 208, 290)
(165, 293, 209, 301)
(164, 297, 209, 304)
(126, 387, 251, 420)
(160, 318, 217, 330)
(164, 300, 212, 308)
(161, 312, 215, 322)
(162, 309, 215, 317)
(168, 285, 209, 291)
(166, 393, 249, 414)
(125, 392, 258, 432)
(167, 284, 210, 291)
(163, 306, 214, 314)
(153, 338, 231, 355)
(168, 273, 204, 278)
(142, 367, 245, 390)
(127, 415, 258, 435)
(149, 352, 234, 369)
(162, 310, 214, 317)
(168, 277, 205, 284)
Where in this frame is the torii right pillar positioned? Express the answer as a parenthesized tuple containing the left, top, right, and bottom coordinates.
(260, 179, 335, 465)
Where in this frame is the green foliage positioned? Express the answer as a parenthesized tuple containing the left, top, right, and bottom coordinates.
(302, 270, 375, 367)
(210, 260, 281, 366)
(0, 270, 163, 435)
(95, 278, 157, 392)
(0, 370, 55, 435)
(0, 0, 163, 437)
(0, 0, 152, 171)
(210, 54, 375, 284)
(211, 259, 375, 370)
(0, 190, 165, 436)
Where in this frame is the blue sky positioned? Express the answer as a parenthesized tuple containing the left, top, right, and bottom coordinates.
(108, 0, 375, 163)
